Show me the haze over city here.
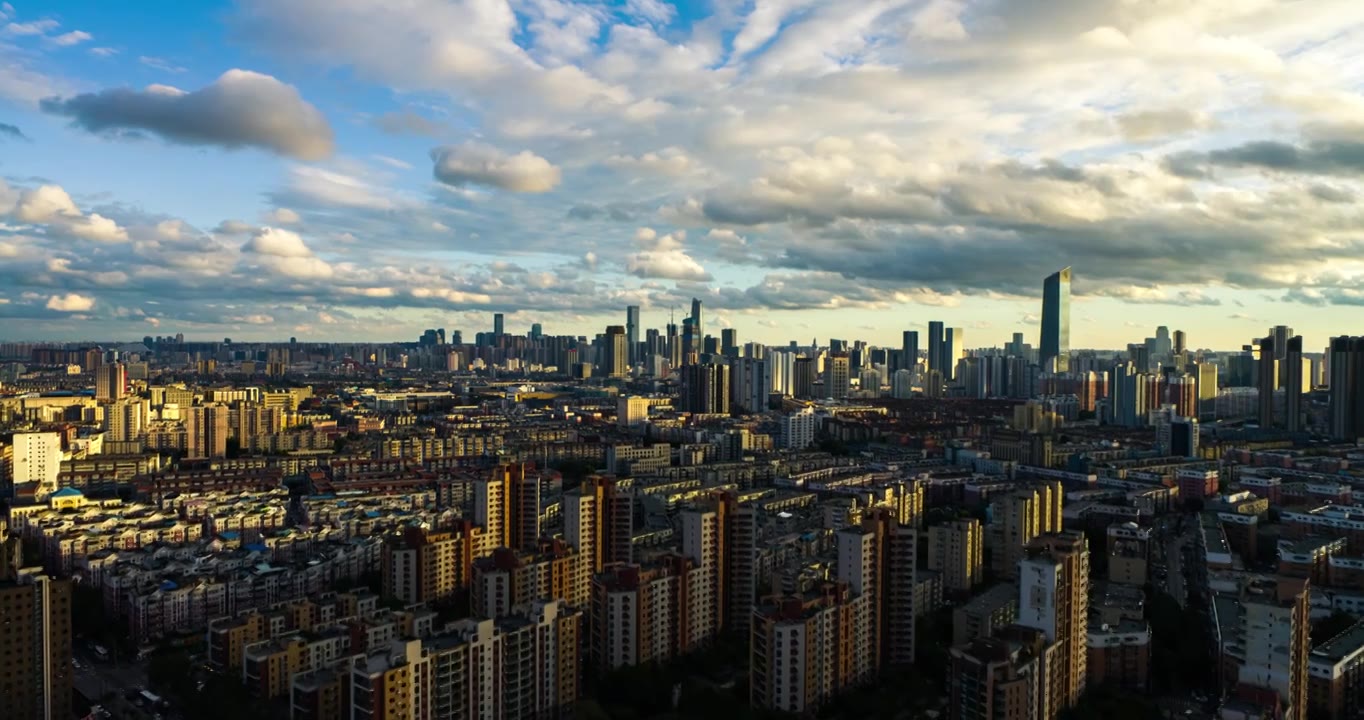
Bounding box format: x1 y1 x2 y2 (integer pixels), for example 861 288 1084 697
1 1 1363 348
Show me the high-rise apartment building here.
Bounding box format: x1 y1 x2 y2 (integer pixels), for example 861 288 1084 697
187 404 230 458
930 519 984 594
95 362 127 402
1223 577 1311 720
681 491 759 633
1017 532 1090 717
750 582 862 715
382 523 481 605
949 629 1054 720
0 569 73 720
13 432 62 497
475 463 541 553
565 475 632 606
679 362 730 413
1329 337 1364 441
827 353 851 399
105 397 149 444
1040 267 1071 373
989 483 1063 580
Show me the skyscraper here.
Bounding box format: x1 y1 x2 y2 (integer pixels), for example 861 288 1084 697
942 328 964 381
1257 336 1277 428
928 321 944 376
690 297 704 345
902 330 920 374
626 305 640 365
493 312 505 336
604 325 628 378
1285 335 1304 432
1329 337 1364 441
793 357 815 399
721 328 738 358
1040 267 1071 373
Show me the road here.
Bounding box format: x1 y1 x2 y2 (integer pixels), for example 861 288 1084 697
1166 532 1188 606
73 648 155 718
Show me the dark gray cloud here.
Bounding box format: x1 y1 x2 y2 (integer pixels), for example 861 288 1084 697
0 123 27 141
1168 140 1364 177
40 69 333 159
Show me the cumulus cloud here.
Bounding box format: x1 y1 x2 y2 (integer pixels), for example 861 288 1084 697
241 227 333 278
625 228 711 281
5 183 129 242
46 293 95 312
265 207 301 224
431 143 561 193
40 69 334 159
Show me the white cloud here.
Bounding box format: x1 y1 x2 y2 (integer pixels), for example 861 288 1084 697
49 30 91 46
625 228 711 280
265 207 301 224
431 143 561 193
7 184 129 242
283 166 396 209
46 293 95 312
243 227 313 257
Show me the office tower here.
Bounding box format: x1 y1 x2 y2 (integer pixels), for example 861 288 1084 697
626 305 640 365
690 297 703 343
1040 267 1071 373
13 432 62 497
1286 336 1304 432
948 629 1051 720
530 322 542 339
493 312 505 336
928 321 945 376
721 328 739 358
827 353 850 399
95 362 127 402
942 328 964 381
187 404 230 458
1173 329 1186 355
0 569 72 720
604 325 628 378
1258 336 1278 427
1017 532 1090 715
989 483 1063 580
565 476 632 605
680 362 731 414
665 322 681 368
929 519 984 594
1329 337 1364 441
902 330 920 374
1272 325 1292 360
793 357 815 399
892 369 914 399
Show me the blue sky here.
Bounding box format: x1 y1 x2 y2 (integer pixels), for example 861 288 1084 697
2 0 1364 351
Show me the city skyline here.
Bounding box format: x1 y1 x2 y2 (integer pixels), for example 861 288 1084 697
2 2 1363 347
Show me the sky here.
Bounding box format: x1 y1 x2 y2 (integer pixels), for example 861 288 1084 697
1 0 1363 351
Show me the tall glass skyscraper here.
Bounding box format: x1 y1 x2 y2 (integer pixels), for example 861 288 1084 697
626 305 640 364
1040 267 1071 372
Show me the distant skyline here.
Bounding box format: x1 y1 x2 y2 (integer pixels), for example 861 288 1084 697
1 1 1363 348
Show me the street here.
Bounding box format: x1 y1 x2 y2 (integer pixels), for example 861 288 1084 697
73 648 156 719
